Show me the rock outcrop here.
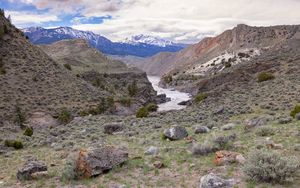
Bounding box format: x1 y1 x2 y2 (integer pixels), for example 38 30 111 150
17 158 48 180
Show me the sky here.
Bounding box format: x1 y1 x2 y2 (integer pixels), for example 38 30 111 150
1 0 300 44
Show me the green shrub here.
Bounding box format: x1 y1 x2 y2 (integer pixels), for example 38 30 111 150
243 149 299 183
255 126 275 136
146 103 158 112
194 93 208 103
58 108 72 124
4 140 24 149
257 72 275 82
14 105 26 129
136 107 149 118
63 64 72 71
119 97 132 107
128 81 138 97
163 75 172 83
290 104 300 118
24 127 33 137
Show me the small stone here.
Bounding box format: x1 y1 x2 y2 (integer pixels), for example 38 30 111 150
153 161 165 169
199 173 235 188
144 146 159 155
221 123 236 131
163 125 188 141
195 126 210 134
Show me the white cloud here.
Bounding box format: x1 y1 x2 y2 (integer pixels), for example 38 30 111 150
10 0 300 43
6 11 60 27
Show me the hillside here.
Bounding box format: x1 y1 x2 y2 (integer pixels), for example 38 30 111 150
136 24 300 77
39 39 159 114
0 11 111 123
23 27 186 57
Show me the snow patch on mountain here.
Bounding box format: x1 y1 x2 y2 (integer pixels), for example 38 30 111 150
123 34 177 47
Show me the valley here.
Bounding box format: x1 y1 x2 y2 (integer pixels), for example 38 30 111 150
0 4 300 188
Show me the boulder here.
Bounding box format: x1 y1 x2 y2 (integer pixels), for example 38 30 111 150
155 94 171 104
75 146 128 178
221 123 236 131
144 146 159 155
17 158 48 180
178 100 190 106
163 126 188 140
195 126 210 134
199 173 235 188
214 150 245 166
103 123 124 134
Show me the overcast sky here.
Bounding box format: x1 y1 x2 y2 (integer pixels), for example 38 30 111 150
1 0 300 43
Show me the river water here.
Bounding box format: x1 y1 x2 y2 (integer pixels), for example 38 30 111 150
147 76 191 111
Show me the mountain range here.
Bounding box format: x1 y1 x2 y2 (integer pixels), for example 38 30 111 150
23 27 187 57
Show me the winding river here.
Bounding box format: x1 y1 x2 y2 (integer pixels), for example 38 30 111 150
148 76 191 111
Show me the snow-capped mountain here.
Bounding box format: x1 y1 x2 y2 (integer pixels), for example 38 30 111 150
23 27 187 57
123 34 179 47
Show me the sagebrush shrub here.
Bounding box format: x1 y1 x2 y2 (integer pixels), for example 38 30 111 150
194 93 208 103
136 107 149 118
243 149 299 183
146 103 158 112
58 108 71 124
290 104 300 118
255 126 275 136
257 71 275 82
24 127 33 137
192 143 218 156
119 97 131 107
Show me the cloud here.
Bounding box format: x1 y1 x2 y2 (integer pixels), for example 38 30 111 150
6 10 60 26
7 0 300 43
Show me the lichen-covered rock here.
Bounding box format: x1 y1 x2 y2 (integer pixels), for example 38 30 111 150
17 158 48 180
163 126 188 140
75 146 128 178
199 173 235 188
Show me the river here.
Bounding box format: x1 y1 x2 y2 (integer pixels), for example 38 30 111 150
147 76 191 111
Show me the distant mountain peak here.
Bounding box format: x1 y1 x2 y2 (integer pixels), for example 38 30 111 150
123 34 176 47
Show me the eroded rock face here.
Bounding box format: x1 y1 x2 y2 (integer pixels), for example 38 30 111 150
75 146 128 178
28 112 59 128
17 158 48 180
199 173 235 188
163 126 188 140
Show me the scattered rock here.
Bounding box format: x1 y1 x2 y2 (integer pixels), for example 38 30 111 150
195 126 210 134
214 150 245 166
75 146 128 178
144 146 159 155
221 123 236 131
155 94 171 104
103 123 124 134
153 161 165 169
17 158 48 180
163 126 188 141
199 173 235 188
244 117 267 129
278 116 293 124
178 100 190 106
213 106 224 115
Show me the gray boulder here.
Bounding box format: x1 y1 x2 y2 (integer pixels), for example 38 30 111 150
17 158 48 180
145 146 159 155
103 123 124 134
195 126 210 134
163 126 188 140
199 173 235 188
221 123 236 131
76 146 128 178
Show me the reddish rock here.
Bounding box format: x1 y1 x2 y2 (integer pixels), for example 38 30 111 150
76 146 128 179
214 150 245 166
